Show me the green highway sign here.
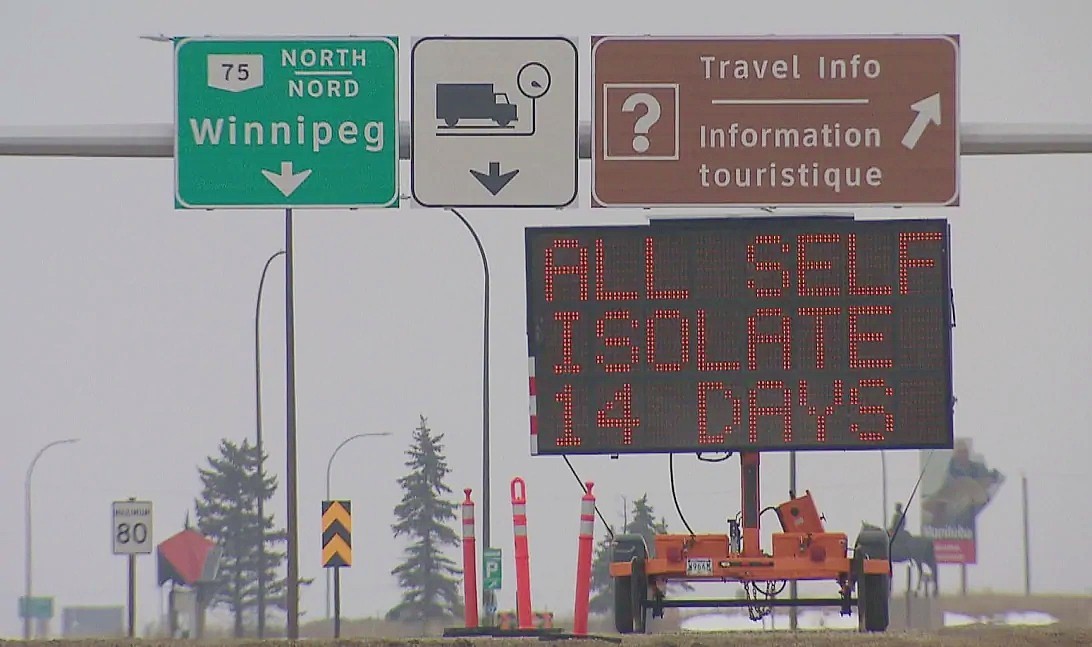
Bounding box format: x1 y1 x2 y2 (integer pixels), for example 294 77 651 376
482 547 502 591
174 37 399 209
18 596 53 620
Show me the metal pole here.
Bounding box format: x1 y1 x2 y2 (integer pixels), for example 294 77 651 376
1022 473 1030 596
788 451 797 631
254 249 284 639
881 451 889 528
23 438 78 640
23 464 32 640
284 208 300 639
334 567 342 638
4 122 1092 157
323 432 390 618
905 563 912 629
128 553 136 638
448 208 492 623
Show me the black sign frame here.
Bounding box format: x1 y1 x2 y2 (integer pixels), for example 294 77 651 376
525 216 954 456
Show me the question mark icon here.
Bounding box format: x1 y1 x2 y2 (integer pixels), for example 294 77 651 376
622 92 662 154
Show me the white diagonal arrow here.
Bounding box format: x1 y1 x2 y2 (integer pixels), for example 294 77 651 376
261 161 312 197
902 93 942 150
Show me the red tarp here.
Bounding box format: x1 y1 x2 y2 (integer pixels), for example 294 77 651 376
157 528 216 586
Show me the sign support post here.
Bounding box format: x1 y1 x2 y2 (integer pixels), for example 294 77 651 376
788 451 798 630
285 207 300 638
334 566 342 638
128 553 136 638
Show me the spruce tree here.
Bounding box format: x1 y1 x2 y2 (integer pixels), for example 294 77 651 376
194 438 286 637
626 495 668 550
387 415 463 631
588 530 617 614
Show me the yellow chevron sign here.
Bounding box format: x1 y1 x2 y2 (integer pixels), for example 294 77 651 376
322 500 352 568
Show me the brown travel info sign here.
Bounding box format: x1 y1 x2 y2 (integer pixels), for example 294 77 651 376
592 36 959 207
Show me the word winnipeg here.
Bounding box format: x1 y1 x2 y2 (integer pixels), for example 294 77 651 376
188 115 385 153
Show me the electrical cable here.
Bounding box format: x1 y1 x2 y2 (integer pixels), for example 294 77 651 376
562 455 614 539
887 450 936 568
696 452 733 463
668 454 696 537
891 450 934 539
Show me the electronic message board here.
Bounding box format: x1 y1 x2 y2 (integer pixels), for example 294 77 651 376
525 217 953 455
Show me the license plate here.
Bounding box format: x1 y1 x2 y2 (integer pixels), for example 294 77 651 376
686 558 714 576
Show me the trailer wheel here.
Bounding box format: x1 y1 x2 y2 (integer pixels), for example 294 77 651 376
853 526 890 632
631 557 648 634
858 573 890 632
613 574 634 633
610 534 650 634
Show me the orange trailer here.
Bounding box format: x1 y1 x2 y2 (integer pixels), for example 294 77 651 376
608 452 892 633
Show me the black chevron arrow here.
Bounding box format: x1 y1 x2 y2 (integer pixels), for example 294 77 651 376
322 521 352 547
470 162 519 196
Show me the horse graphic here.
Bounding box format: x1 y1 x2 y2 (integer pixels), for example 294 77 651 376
860 522 939 598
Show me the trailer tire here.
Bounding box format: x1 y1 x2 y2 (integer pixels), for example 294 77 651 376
611 534 649 634
613 575 634 633
631 557 648 634
859 573 890 632
853 526 890 632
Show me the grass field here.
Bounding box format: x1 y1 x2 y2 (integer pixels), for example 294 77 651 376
3 626 1092 647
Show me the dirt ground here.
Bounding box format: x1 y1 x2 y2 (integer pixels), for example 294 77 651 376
5 627 1092 647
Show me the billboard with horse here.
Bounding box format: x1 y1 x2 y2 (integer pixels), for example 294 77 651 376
919 437 1004 564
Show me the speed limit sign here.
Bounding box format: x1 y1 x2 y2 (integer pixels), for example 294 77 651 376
112 500 153 555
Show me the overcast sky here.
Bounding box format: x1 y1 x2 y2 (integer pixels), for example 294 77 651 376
1 0 1090 637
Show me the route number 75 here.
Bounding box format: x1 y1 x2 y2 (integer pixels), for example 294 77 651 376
206 54 264 93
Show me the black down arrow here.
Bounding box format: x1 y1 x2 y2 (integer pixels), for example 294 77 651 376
470 162 519 195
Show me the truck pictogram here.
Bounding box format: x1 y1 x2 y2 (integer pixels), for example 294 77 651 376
436 83 518 128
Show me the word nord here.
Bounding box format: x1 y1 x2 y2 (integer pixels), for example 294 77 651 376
289 78 359 98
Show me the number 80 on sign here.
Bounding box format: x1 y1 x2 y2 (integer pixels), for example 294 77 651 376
112 500 153 555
